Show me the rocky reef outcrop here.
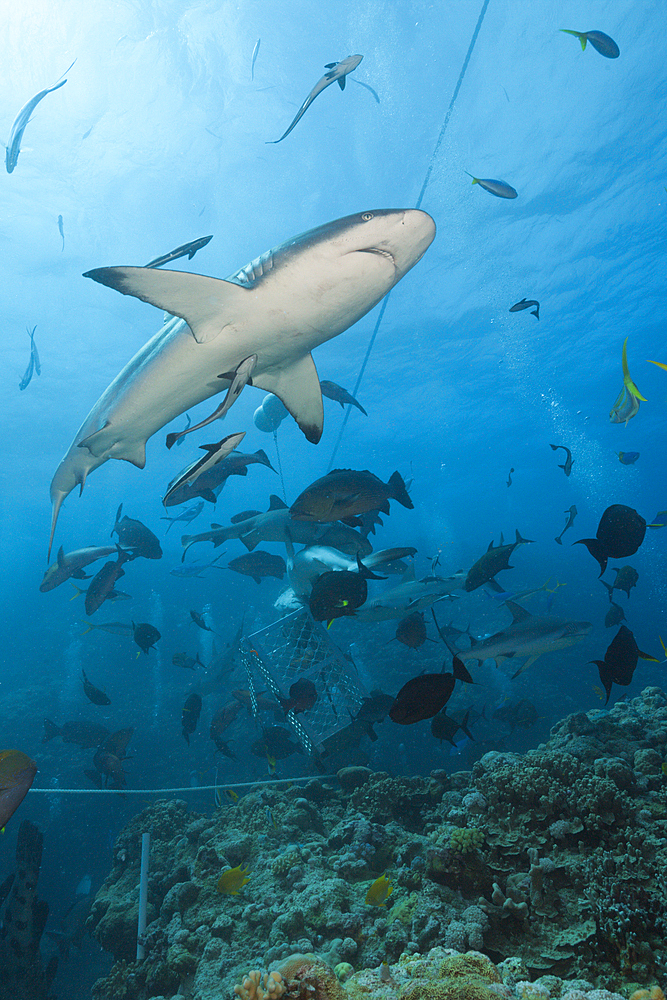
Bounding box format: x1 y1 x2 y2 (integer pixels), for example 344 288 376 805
87 687 667 1000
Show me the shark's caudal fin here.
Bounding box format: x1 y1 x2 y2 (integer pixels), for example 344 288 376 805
253 354 324 444
83 267 250 345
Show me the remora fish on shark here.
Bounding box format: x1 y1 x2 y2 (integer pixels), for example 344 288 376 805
162 432 246 506
145 235 213 269
48 208 435 555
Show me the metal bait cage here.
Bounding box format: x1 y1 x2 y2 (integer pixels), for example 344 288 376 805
240 608 366 760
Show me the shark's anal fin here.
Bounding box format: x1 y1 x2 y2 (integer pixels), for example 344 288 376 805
253 353 324 444
83 267 250 345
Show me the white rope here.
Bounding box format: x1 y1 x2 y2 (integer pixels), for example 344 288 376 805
27 774 339 795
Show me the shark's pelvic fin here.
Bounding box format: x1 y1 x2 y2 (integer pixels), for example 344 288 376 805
253 353 324 444
83 267 250 345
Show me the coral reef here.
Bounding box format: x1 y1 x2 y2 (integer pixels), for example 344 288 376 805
87 688 667 1000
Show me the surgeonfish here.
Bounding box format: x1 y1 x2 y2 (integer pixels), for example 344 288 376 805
464 172 517 199
574 504 662 576
132 621 161 654
610 338 646 425
617 451 640 465
81 670 111 706
560 29 620 59
267 54 363 143
389 673 456 724
591 625 658 704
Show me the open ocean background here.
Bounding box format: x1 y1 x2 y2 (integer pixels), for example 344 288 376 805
1 1 666 996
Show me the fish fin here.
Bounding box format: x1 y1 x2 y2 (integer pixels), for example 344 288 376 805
268 494 288 510
324 62 337 69
337 77 346 90
71 569 90 580
464 171 478 184
388 471 413 509
600 580 614 601
485 577 505 594
515 529 535 544
452 657 474 684
199 490 217 504
511 653 541 679
78 426 147 468
83 267 251 345
637 649 661 662
252 353 324 444
560 29 586 50
56 546 65 567
648 360 667 371
504 600 532 623
621 338 647 401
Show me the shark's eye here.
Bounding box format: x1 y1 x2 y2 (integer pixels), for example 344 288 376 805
361 212 374 221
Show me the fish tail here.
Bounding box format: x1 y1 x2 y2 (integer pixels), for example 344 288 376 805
388 471 413 509
648 359 667 372
560 29 586 50
621 338 647 401
79 622 94 635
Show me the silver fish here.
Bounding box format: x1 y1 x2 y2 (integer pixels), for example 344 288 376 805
267 54 363 143
6 60 75 173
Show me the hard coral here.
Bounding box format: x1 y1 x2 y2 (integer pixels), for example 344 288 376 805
234 970 286 1000
275 954 346 1000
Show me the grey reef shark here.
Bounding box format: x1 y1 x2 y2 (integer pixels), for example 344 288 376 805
48 208 436 555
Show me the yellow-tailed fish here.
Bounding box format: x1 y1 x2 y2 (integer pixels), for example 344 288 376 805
610 338 646 425
659 636 667 660
648 359 667 372
662 762 667 775
226 788 239 804
592 685 605 702
365 873 393 906
217 864 251 895
267 753 277 775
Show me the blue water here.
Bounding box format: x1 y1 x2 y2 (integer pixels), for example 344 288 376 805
1 0 666 995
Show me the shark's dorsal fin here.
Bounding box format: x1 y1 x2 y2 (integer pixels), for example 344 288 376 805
252 353 324 444
487 540 494 551
83 267 251 345
505 600 532 623
268 495 288 510
56 546 65 567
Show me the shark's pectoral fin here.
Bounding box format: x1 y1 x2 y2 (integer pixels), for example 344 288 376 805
79 426 146 469
511 654 541 679
338 77 346 90
253 353 324 444
83 267 250 345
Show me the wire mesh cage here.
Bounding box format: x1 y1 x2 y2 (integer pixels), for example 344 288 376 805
241 609 366 758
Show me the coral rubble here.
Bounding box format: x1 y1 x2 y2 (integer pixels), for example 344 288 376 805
88 688 667 1000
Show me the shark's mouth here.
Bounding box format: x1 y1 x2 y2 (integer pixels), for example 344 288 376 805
360 247 396 264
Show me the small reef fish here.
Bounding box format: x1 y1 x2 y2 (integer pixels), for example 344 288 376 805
267 54 363 143
555 505 578 545
162 432 246 506
560 29 620 59
132 621 161 654
190 609 214 632
279 678 318 716
291 468 413 522
81 670 110 706
464 530 534 592
431 709 473 746
464 172 517 199
550 443 573 476
251 39 260 81
389 673 456 725
319 380 367 415
58 215 65 251
603 565 639 599
112 505 163 560
217 864 250 895
0 750 38 829
509 298 539 320
506 468 514 488
145 236 213 269
617 451 640 465
574 504 657 576
5 60 75 173
172 652 204 671
365 873 393 906
19 326 41 391
181 693 202 744
610 338 646 425
160 501 205 533
591 625 658 704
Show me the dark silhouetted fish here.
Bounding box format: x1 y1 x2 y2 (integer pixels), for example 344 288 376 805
132 621 161 654
251 726 302 759
279 678 318 716
604 600 626 628
291 468 412 522
190 609 214 632
574 504 660 576
172 652 204 671
560 29 619 58
40 543 117 592
267 54 363 143
112 505 162 559
181 693 202 744
309 554 384 622
394 611 428 648
145 235 213 269
509 298 539 320
506 468 514 487
550 443 573 476
617 451 640 465
320 380 367 415
431 709 473 745
42 719 110 748
210 701 243 754
609 565 639 599
85 547 130 615
465 172 517 199
389 673 456 725
227 551 286 584
591 625 658 704
81 670 110 706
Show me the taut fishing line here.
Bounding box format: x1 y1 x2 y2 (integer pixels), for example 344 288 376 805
327 0 491 471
